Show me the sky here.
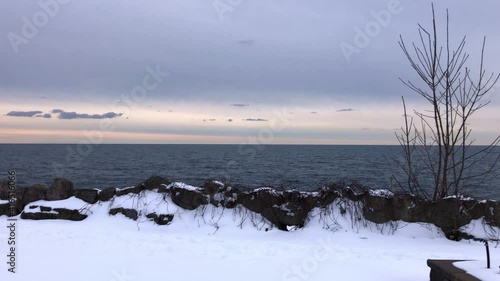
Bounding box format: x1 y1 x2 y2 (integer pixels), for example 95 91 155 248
1 0 499 144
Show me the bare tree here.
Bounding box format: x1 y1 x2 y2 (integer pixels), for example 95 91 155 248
395 4 500 201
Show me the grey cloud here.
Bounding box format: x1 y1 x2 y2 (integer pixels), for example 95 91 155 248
202 119 216 122
231 104 250 107
244 118 268 122
6 111 43 117
35 114 52 119
337 108 355 112
310 111 318 114
1 1 498 110
51 109 64 114
227 119 233 122
55 110 123 120
236 40 254 46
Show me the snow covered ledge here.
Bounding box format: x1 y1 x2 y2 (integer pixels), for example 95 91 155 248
427 259 481 281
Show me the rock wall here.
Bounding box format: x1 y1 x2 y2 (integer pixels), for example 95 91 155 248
1 177 499 240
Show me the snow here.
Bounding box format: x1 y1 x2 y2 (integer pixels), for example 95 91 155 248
368 189 395 198
0 200 9 204
213 192 226 202
460 219 500 241
454 260 500 280
25 197 91 210
1 195 500 280
23 197 93 215
111 190 184 215
115 186 135 191
443 195 475 201
254 187 278 192
213 181 224 186
169 182 202 191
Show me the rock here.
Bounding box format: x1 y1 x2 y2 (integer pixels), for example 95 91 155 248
202 181 223 196
74 189 99 204
170 186 208 210
20 184 47 204
389 194 427 222
238 188 283 214
146 213 174 225
363 194 394 224
142 176 170 190
343 187 365 202
237 188 316 231
462 200 487 221
206 184 240 208
9 185 48 215
430 199 471 231
315 186 340 206
116 176 171 196
53 208 87 221
40 206 52 212
46 178 74 201
484 201 500 227
0 180 10 200
0 203 10 217
224 200 238 209
361 192 478 237
98 188 116 202
157 184 170 193
109 208 138 220
261 203 310 231
21 207 87 221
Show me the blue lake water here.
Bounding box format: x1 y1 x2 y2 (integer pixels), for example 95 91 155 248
1 144 499 199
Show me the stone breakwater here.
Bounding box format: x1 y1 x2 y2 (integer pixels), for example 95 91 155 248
1 176 499 240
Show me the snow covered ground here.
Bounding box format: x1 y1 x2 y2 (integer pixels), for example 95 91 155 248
1 194 500 281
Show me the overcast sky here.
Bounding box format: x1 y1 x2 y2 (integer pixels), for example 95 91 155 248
1 0 499 144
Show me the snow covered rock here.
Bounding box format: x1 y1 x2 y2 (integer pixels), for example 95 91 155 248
170 183 208 210
142 176 171 190
21 205 87 221
201 181 239 208
239 188 283 213
238 189 320 231
261 203 310 231
98 187 116 201
116 176 170 196
201 180 224 196
146 213 174 225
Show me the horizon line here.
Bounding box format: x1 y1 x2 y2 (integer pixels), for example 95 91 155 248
0 143 496 147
